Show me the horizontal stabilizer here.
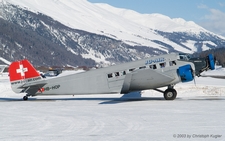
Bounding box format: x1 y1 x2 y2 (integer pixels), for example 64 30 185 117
20 83 47 95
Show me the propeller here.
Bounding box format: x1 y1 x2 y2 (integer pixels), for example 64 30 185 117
190 67 196 86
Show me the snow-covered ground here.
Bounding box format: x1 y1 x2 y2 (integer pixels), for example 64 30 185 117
0 68 225 141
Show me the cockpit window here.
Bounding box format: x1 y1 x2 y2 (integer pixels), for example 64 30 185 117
180 56 184 59
179 53 191 60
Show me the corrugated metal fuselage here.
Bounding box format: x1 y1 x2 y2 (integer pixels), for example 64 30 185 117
32 54 194 96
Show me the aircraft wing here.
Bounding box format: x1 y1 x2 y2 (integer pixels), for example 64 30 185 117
122 69 176 93
156 71 175 81
136 69 175 82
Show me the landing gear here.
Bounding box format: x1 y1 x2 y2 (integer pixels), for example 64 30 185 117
23 96 28 101
163 88 177 100
154 86 177 100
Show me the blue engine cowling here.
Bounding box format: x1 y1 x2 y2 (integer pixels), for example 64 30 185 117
208 54 215 70
177 64 194 82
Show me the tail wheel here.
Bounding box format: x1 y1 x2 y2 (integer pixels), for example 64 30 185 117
23 96 28 101
164 89 177 100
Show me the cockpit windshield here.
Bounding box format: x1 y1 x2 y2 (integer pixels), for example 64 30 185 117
178 53 191 60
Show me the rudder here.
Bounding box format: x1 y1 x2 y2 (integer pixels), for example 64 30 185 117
9 60 42 93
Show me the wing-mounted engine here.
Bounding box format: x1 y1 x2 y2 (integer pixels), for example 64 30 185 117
179 54 215 77
177 64 194 82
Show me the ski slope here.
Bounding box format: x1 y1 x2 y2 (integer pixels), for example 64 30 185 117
0 69 225 140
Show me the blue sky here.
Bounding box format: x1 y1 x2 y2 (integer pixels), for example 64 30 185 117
88 0 225 37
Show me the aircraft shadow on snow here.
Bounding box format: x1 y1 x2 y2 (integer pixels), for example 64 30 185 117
0 97 224 104
1 92 224 104
0 92 167 104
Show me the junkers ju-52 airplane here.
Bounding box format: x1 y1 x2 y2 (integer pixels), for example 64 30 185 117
8 53 215 100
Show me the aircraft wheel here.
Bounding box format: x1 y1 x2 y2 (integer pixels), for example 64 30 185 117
23 96 28 101
164 89 177 100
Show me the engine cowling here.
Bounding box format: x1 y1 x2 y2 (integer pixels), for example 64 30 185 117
177 64 194 82
208 54 215 70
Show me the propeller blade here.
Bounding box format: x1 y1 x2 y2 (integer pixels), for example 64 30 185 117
191 67 196 86
193 76 196 86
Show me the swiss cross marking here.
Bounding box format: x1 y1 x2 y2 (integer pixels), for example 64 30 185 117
16 65 28 77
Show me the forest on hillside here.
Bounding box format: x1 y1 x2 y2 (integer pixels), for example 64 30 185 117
0 18 95 66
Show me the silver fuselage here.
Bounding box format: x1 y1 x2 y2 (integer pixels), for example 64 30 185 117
26 54 194 96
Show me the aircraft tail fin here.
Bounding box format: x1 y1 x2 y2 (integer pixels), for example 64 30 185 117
9 60 42 93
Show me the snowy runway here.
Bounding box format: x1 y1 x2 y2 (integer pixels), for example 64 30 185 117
1 74 225 140
1 95 225 140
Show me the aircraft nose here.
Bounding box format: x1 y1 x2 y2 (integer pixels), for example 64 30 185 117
177 64 194 83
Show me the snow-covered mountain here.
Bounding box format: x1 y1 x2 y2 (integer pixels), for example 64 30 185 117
0 0 225 66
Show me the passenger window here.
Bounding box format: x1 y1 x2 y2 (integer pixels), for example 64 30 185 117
139 66 146 69
115 72 119 76
123 71 126 75
160 62 166 68
108 73 113 78
149 64 157 69
169 61 176 66
172 61 176 65
129 68 135 72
